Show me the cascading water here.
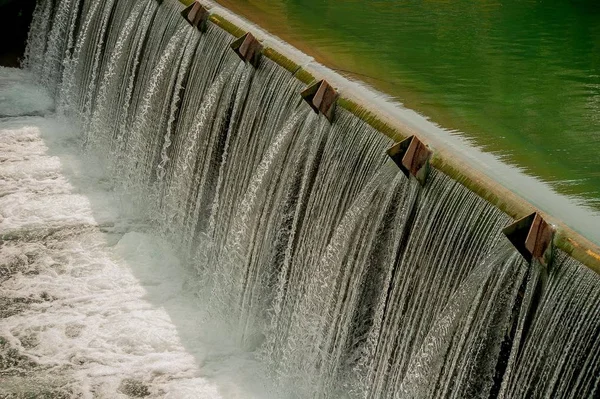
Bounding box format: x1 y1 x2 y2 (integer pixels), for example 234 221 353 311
2 0 600 397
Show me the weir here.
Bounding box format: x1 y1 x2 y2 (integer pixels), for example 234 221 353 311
175 0 600 272
18 0 600 397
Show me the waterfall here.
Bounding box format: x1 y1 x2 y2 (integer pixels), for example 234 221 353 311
22 0 600 397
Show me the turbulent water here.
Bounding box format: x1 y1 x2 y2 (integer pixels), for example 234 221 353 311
1 0 600 397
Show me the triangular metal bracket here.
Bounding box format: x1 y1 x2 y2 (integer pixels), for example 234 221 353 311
300 80 338 123
181 1 209 32
231 32 263 68
387 135 432 185
503 212 554 266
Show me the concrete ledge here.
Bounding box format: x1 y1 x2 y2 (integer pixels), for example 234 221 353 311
176 0 600 274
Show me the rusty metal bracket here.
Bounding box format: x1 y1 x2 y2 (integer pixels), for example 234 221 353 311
231 32 263 68
503 212 554 266
387 135 432 185
181 1 209 32
300 80 338 123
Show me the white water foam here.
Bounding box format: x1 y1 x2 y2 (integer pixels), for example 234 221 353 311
0 67 54 117
0 68 281 398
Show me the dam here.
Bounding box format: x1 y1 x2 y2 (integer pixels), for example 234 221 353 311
1 0 600 397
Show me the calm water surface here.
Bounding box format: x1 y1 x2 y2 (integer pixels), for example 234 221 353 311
218 0 600 209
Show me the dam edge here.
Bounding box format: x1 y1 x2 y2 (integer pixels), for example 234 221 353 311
177 0 600 273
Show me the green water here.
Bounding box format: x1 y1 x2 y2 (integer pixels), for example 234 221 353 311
219 0 600 208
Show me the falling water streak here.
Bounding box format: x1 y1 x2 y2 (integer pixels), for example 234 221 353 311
264 115 331 346
345 174 420 398
204 63 255 239
181 64 253 251
159 49 234 218
41 0 81 95
136 27 199 200
84 0 149 151
155 28 201 185
122 26 188 192
326 179 419 397
285 164 411 396
80 0 118 129
235 118 320 345
396 244 523 398
227 109 307 256
22 0 53 72
123 1 185 131
201 61 310 271
57 0 102 117
209 109 309 324
162 62 240 237
111 2 161 163
498 254 600 398
495 263 542 399
255 112 394 397
58 0 87 109
437 251 526 398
